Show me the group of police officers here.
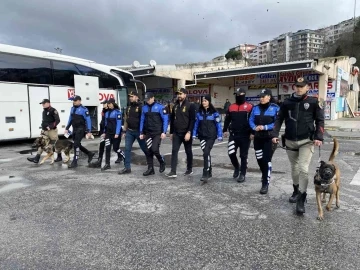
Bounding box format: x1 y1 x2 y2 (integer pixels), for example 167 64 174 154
28 76 324 215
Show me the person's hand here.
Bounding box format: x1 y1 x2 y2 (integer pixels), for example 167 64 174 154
184 133 191 141
218 137 223 142
122 132 126 139
46 127 50 131
314 140 322 147
114 134 119 139
272 137 279 144
139 134 144 140
101 133 106 138
250 134 254 140
224 132 229 138
86 133 92 139
64 130 69 135
170 134 173 141
161 133 166 140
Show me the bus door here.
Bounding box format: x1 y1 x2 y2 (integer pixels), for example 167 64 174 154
74 75 99 132
28 85 49 138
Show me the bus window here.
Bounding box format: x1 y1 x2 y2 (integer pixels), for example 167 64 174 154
116 85 129 110
52 61 81 86
75 64 119 89
0 53 52 84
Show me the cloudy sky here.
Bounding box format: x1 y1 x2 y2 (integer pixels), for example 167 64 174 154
1 0 359 65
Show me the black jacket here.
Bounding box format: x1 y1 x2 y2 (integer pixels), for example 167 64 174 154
170 99 196 135
124 102 142 131
41 107 60 130
272 94 325 141
99 108 108 135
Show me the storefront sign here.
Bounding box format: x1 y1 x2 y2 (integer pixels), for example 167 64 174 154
278 71 313 83
235 73 277 86
279 81 334 95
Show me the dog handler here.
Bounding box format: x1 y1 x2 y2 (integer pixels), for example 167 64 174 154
28 99 61 163
272 77 324 214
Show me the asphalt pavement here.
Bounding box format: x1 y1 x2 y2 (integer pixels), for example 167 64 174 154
1 134 360 269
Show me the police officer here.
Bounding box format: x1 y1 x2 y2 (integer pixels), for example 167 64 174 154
65 95 95 168
89 100 108 168
100 98 124 171
272 77 324 214
249 89 280 194
165 88 196 178
27 99 60 163
223 88 253 182
193 95 223 183
118 91 147 175
139 92 168 176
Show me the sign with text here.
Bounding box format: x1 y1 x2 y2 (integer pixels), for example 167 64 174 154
235 73 277 86
279 81 334 95
67 88 75 99
278 71 314 83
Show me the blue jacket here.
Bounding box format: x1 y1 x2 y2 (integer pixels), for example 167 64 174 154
66 105 92 132
140 102 169 135
104 109 122 135
193 108 222 140
249 103 279 138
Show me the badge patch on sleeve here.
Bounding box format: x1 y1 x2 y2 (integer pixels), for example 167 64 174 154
54 110 58 114
85 111 90 116
318 101 324 109
215 117 220 123
117 114 121 119
163 109 168 114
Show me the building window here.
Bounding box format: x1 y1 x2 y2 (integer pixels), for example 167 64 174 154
0 53 52 84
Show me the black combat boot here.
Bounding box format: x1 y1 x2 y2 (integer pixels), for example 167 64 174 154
238 174 246 183
200 169 209 182
159 161 166 173
87 152 95 163
143 167 155 176
208 167 212 178
296 192 307 214
54 153 62 162
233 167 240 178
118 168 131 175
260 182 269 194
89 158 102 168
68 159 78 169
27 154 41 164
289 184 300 203
101 164 111 171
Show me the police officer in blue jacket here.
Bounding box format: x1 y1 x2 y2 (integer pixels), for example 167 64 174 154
139 92 169 176
193 94 223 183
100 98 125 171
249 89 280 194
65 95 95 168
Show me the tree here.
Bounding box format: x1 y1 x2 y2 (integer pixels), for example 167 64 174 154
225 49 242 60
334 45 343 56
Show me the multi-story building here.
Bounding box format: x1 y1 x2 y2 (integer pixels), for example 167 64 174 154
228 43 257 59
319 17 359 45
270 33 291 63
248 48 258 64
289 29 324 61
257 41 271 64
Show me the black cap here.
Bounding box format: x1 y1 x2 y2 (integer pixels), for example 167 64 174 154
202 94 212 103
295 77 309 87
39 99 50 104
234 88 246 95
259 89 272 97
144 92 154 100
73 95 82 101
107 98 116 104
128 91 139 97
176 88 187 94
100 100 108 104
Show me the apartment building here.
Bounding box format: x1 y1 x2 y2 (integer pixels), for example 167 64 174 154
270 33 291 63
229 44 257 59
319 17 359 45
289 29 324 61
257 41 271 64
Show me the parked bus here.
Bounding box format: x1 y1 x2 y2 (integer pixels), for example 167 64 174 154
0 44 136 141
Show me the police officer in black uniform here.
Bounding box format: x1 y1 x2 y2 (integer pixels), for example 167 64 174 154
165 88 196 178
27 99 61 163
65 95 95 168
89 100 108 168
139 92 169 176
272 77 324 214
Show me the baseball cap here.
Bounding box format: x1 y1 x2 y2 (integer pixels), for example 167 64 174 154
107 98 116 104
176 88 187 94
259 89 272 97
100 100 108 104
234 88 246 95
73 95 82 101
39 99 50 104
128 91 139 97
144 92 154 100
295 77 309 87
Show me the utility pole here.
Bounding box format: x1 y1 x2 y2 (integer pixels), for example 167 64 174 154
54 47 63 54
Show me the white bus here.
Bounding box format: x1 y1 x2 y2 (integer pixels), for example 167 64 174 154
0 44 136 141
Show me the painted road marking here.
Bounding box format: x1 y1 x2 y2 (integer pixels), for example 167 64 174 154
350 167 360 185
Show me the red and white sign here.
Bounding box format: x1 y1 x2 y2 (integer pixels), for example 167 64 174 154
187 88 209 96
99 92 115 101
279 81 334 95
278 71 313 83
67 88 75 99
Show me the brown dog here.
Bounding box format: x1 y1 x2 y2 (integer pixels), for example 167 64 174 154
314 138 340 221
32 135 73 165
